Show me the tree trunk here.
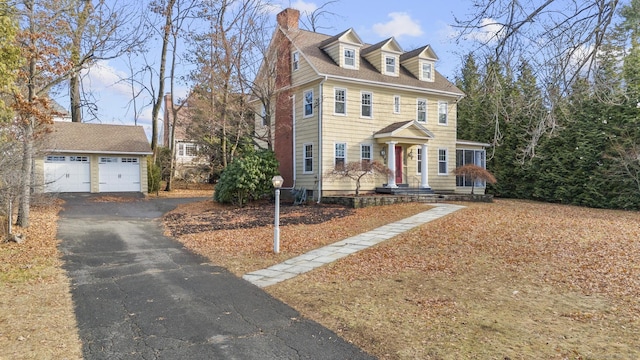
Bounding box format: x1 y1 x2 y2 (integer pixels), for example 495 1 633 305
17 123 33 227
70 71 82 122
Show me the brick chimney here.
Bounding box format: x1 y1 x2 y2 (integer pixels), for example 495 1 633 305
277 8 299 30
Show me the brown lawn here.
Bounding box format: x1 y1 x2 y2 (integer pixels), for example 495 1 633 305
3 192 639 360
166 198 640 360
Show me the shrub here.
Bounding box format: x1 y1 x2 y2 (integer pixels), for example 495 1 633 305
214 150 279 206
147 157 162 194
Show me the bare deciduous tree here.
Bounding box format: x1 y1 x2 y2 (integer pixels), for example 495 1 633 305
325 160 391 196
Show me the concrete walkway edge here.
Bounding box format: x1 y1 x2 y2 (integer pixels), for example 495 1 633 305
243 203 465 288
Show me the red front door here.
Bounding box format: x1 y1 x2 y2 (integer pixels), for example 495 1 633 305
395 146 403 184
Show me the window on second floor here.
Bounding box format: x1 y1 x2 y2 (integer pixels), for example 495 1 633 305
304 89 313 117
417 98 427 122
260 104 268 127
344 48 356 68
438 101 448 125
361 92 372 118
393 95 401 114
335 142 346 169
385 56 396 74
334 88 346 115
304 143 313 173
292 51 299 71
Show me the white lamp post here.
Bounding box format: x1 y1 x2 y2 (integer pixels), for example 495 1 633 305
272 175 284 253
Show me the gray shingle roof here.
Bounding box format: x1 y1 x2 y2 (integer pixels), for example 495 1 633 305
45 122 152 154
288 29 464 96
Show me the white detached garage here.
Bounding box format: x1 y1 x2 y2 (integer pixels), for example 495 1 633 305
38 122 153 194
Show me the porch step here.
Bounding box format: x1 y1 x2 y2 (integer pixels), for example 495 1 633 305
375 186 435 195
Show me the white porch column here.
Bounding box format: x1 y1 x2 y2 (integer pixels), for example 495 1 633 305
420 143 430 188
386 141 398 188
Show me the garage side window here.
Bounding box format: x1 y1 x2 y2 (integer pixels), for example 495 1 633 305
46 156 65 162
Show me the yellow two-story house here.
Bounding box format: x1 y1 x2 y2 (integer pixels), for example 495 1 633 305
255 8 489 201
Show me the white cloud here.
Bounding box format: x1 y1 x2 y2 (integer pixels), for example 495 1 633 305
290 0 317 14
467 18 504 43
82 60 131 97
372 12 423 39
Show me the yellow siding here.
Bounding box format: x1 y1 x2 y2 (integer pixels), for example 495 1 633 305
363 48 383 73
292 49 320 85
140 156 148 194
401 57 420 79
317 79 459 193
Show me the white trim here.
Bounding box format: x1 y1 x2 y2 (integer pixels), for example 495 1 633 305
343 47 357 69
417 98 427 123
334 87 347 115
438 148 448 175
438 100 448 125
360 143 372 163
360 91 373 118
303 89 314 118
393 95 401 114
334 142 347 168
292 51 299 71
303 142 313 174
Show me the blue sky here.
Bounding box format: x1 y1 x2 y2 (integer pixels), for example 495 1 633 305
54 0 480 136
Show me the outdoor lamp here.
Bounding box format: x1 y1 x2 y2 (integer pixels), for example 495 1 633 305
272 175 284 253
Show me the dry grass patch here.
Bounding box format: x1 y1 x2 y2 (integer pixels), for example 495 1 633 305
164 201 432 276
0 201 82 360
268 200 640 359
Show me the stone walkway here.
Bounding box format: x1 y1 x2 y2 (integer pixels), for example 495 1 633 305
243 203 465 288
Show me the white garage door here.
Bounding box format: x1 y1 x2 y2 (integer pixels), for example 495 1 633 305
44 155 91 193
99 157 141 192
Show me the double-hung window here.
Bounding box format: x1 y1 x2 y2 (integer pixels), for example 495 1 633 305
438 101 448 125
335 143 346 169
422 62 433 81
393 95 401 114
344 48 356 68
260 104 268 127
303 143 313 173
361 144 372 165
417 99 427 122
292 51 299 71
304 89 313 117
361 92 372 118
385 56 396 74
438 149 448 175
334 88 346 115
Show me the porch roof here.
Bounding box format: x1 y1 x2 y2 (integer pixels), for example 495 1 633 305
373 120 435 144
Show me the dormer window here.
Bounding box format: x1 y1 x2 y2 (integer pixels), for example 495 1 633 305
344 48 356 68
292 51 299 71
421 62 433 81
385 56 396 75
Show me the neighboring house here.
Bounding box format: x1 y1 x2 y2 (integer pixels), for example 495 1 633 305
51 100 72 122
162 93 208 182
36 122 152 193
254 8 489 200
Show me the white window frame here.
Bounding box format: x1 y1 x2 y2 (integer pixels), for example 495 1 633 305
334 88 346 115
46 155 65 162
344 47 356 68
335 142 346 169
360 144 372 165
292 51 299 71
385 55 396 75
361 91 373 118
421 61 433 81
121 157 139 163
438 101 448 125
303 143 313 174
303 89 314 118
70 156 89 162
438 148 448 175
178 142 197 157
393 95 401 114
456 149 487 187
417 98 427 123
260 104 268 127
416 148 423 174
99 157 117 163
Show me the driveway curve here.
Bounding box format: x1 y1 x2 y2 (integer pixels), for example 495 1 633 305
58 194 374 360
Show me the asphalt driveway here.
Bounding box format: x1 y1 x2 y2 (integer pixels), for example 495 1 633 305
58 194 374 360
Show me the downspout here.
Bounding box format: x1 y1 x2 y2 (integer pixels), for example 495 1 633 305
291 94 296 188
317 76 327 203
